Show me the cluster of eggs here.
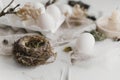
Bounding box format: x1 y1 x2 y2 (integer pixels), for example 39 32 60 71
6 1 74 33
33 3 96 55
24 2 73 33
29 3 96 60
36 3 62 33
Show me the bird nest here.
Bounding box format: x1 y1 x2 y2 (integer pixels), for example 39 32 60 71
13 35 56 66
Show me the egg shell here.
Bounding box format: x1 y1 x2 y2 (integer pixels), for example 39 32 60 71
46 4 61 21
59 4 73 16
75 33 95 54
37 13 55 31
33 2 45 14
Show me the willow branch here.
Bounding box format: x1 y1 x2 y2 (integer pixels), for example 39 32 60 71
0 0 20 17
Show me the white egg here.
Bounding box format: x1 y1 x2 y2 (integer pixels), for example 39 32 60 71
37 13 55 32
59 4 73 16
75 33 95 55
33 2 45 14
46 4 61 21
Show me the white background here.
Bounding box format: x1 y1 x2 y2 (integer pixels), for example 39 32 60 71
1 0 120 80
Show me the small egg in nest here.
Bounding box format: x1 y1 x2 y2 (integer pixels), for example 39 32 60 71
13 35 56 66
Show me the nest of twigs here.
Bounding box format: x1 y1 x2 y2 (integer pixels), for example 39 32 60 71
13 35 56 66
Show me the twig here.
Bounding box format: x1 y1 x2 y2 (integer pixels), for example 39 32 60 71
2 0 14 12
45 0 56 7
0 0 20 17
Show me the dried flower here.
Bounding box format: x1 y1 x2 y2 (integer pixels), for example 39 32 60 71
16 3 41 21
67 4 87 26
72 4 86 18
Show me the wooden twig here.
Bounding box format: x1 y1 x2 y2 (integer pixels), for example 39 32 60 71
2 0 14 12
0 0 20 17
45 0 56 7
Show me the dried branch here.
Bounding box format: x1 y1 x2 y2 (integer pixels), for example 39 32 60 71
0 0 20 17
45 0 57 7
16 3 41 21
2 0 14 12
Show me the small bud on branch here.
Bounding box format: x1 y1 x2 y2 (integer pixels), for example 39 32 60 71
0 0 20 17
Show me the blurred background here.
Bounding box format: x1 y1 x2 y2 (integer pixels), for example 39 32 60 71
1 0 120 16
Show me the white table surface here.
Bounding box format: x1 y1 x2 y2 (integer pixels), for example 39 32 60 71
1 0 120 80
